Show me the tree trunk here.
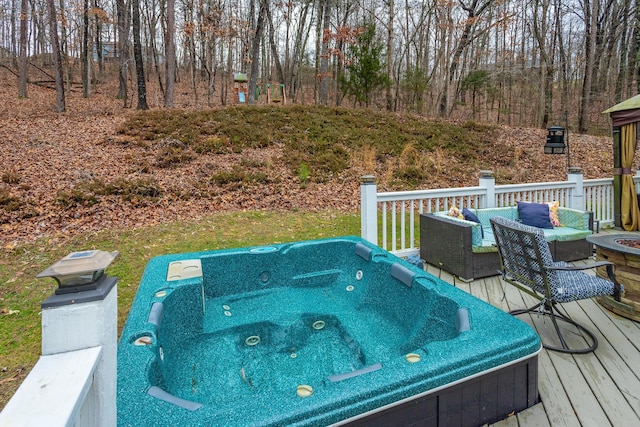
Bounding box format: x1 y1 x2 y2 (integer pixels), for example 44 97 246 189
386 0 394 111
288 0 311 100
116 0 129 105
313 0 322 102
147 1 164 98
579 0 598 132
614 0 629 101
634 0 640 94
222 37 232 105
46 0 65 112
57 0 72 94
248 0 266 105
556 0 569 115
593 0 616 94
265 1 284 84
82 0 90 98
164 0 175 107
132 0 148 109
9 0 17 66
183 0 197 102
438 0 492 117
18 0 28 98
94 0 103 79
334 2 353 107
531 0 554 128
32 1 46 63
318 0 331 105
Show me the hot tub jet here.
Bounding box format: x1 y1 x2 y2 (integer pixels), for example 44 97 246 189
134 336 152 346
245 335 261 346
312 320 326 330
296 385 313 398
405 353 421 363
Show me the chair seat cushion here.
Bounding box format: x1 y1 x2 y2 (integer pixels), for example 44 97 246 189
543 227 592 242
551 261 624 303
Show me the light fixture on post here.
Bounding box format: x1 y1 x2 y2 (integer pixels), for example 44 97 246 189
544 112 571 171
544 126 566 154
37 250 119 295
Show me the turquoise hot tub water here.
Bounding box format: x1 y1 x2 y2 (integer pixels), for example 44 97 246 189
117 237 541 426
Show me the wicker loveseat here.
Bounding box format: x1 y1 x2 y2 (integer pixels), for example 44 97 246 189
419 206 594 281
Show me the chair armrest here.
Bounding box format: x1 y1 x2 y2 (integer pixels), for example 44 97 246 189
557 208 593 230
546 261 614 271
420 213 474 279
546 261 622 301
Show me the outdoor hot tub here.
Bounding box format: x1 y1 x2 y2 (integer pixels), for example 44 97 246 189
117 236 541 426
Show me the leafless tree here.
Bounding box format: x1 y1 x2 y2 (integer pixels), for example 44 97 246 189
438 0 494 117
116 0 130 105
132 0 148 109
17 0 28 98
82 0 90 97
248 0 266 104
46 0 65 112
318 0 331 105
164 0 175 107
531 0 555 128
579 0 599 132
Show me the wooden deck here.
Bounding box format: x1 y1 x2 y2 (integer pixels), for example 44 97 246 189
423 230 640 427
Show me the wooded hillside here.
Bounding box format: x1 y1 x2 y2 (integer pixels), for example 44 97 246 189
0 67 616 247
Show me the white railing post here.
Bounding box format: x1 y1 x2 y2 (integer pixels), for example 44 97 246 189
361 175 378 245
0 260 118 427
479 170 495 208
568 166 585 211
40 274 118 426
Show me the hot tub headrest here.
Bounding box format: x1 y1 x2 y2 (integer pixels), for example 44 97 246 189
391 262 415 288
354 242 373 261
148 302 164 329
456 308 470 333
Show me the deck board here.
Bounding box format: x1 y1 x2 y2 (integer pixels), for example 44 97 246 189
513 402 551 426
573 300 640 405
561 302 640 425
426 228 640 427
534 353 579 427
487 412 519 427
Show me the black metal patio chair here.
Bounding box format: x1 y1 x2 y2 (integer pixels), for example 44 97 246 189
490 216 622 354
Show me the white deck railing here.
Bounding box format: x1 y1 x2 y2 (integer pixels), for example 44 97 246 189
361 169 632 257
0 278 117 427
0 347 103 427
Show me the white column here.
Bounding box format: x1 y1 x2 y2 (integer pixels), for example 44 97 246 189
568 166 584 211
479 170 495 208
360 175 378 245
40 277 118 427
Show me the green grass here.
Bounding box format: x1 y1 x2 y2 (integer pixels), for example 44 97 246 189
0 209 360 409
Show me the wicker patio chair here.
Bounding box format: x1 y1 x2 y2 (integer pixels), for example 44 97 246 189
490 216 622 354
